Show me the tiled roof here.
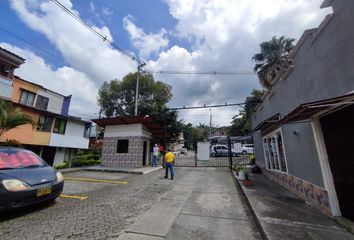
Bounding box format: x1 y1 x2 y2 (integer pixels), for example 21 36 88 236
0 47 25 61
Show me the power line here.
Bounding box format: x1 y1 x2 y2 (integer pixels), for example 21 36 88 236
149 70 255 76
50 0 144 66
0 26 107 83
169 102 245 110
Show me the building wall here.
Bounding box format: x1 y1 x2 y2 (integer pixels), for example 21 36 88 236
53 148 65 166
0 76 12 99
281 122 324 187
0 108 51 145
36 88 64 114
49 120 89 148
11 78 39 103
105 124 151 138
252 1 354 128
101 136 151 168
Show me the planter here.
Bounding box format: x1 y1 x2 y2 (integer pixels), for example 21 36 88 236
243 179 253 187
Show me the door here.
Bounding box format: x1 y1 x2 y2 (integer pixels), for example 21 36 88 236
142 141 147 166
320 104 354 220
41 146 57 166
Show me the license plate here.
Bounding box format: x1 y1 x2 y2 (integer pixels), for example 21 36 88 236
36 187 52 197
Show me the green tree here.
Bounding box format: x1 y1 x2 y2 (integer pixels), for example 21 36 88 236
97 73 183 140
0 99 34 138
229 89 264 136
98 72 172 117
252 36 295 89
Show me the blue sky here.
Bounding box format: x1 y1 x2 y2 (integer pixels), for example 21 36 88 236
0 0 331 126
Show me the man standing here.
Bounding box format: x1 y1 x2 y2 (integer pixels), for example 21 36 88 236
152 144 159 167
164 149 175 180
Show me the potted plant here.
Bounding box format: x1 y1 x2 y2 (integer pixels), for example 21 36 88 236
240 167 253 186
233 164 242 176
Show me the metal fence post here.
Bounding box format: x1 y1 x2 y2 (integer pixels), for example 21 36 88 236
227 136 232 170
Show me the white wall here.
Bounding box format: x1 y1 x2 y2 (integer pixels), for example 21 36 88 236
105 124 146 137
36 89 64 114
53 148 65 165
0 76 12 99
49 120 89 149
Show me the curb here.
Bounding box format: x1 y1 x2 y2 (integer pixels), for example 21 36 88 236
231 170 268 240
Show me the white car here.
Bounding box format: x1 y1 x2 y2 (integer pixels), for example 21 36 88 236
210 144 238 157
241 144 254 155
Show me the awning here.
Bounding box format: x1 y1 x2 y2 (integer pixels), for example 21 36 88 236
282 92 354 123
253 114 281 131
91 115 166 138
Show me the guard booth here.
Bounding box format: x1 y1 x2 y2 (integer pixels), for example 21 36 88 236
92 116 165 168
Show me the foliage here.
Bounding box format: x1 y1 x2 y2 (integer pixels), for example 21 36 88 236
54 162 69 170
252 36 295 89
0 139 22 147
71 149 101 167
249 154 256 165
97 72 172 117
229 89 264 136
239 166 251 180
182 123 209 149
0 99 35 137
155 107 184 141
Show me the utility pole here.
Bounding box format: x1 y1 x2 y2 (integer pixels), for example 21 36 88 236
209 108 212 138
134 63 146 116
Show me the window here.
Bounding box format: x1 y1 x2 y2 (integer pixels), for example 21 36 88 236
83 123 91 138
262 129 287 173
53 118 67 134
35 95 49 111
19 90 35 106
37 115 53 132
117 140 129 153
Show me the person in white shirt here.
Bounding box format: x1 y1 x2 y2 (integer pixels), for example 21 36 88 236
152 144 159 167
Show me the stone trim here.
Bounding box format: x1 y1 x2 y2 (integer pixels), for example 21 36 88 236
259 164 331 216
101 136 151 168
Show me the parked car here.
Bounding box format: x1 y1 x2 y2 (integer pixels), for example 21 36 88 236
210 144 238 157
0 147 64 210
172 148 188 156
241 144 254 155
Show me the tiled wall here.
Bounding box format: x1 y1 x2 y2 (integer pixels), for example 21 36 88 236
102 136 150 168
258 162 331 216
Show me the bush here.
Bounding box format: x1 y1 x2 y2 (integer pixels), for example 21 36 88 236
71 149 102 167
72 159 101 167
0 139 22 147
55 162 69 170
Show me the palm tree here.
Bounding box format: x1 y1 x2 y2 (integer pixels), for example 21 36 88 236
0 99 35 138
252 36 295 89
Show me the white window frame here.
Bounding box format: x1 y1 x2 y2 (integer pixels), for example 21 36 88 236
262 128 288 173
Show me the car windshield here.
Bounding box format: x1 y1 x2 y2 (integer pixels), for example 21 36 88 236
0 149 46 170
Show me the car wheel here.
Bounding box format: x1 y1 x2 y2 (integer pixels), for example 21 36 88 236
242 150 247 155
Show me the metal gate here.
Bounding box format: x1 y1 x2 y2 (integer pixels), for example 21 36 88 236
173 152 250 167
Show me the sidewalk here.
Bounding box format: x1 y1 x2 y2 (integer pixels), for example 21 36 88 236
237 173 354 240
59 165 162 175
117 168 261 240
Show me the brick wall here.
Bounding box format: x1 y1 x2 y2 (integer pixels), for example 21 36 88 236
101 136 151 168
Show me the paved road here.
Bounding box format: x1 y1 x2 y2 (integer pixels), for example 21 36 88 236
0 168 260 240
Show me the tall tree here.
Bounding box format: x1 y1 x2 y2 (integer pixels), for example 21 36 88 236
97 73 183 140
0 99 34 138
229 89 264 136
98 72 172 117
253 36 295 89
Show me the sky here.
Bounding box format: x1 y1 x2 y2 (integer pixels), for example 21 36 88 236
0 0 331 127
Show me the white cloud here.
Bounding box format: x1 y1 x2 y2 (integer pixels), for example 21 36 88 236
102 6 113 16
7 0 332 127
123 15 169 58
145 0 332 126
8 0 138 119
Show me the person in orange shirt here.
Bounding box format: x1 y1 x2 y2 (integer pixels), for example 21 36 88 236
164 149 175 180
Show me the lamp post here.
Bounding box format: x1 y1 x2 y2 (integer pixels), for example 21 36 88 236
134 63 146 116
209 108 212 138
